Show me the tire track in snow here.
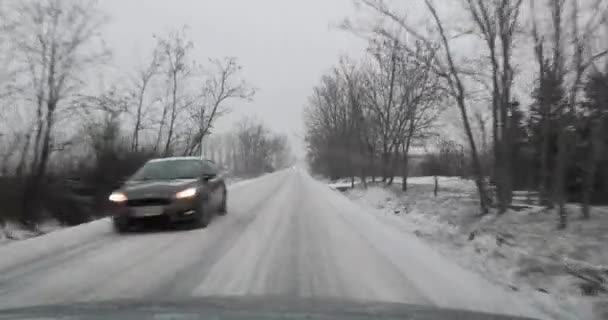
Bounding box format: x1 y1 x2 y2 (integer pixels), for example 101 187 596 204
144 172 291 297
189 172 299 296
0 231 193 308
0 235 123 294
0 172 289 308
0 220 114 272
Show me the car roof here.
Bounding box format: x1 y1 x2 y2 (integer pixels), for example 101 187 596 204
148 157 214 163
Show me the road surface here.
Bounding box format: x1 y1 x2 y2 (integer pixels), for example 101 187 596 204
0 169 548 318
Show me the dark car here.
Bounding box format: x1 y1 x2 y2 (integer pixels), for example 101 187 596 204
108 157 227 232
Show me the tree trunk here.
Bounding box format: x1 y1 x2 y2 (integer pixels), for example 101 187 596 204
349 139 357 189
163 109 177 156
31 105 45 173
581 122 602 219
359 138 368 189
402 154 409 192
163 72 179 157
424 1 489 214
131 85 147 152
381 147 389 183
495 102 512 214
402 136 413 192
35 104 55 180
457 96 490 214
387 145 399 186
15 132 32 176
498 22 515 214
491 63 502 213
554 129 569 229
532 19 552 208
370 148 376 183
23 102 56 224
387 153 395 185
154 103 169 152
539 101 552 207
232 147 238 173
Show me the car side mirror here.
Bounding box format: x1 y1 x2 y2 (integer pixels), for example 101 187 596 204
201 173 216 182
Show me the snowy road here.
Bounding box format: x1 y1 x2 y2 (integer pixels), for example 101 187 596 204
0 169 550 319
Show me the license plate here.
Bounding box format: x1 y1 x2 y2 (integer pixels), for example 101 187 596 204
132 206 164 217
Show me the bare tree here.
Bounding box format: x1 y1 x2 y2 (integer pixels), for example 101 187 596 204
305 38 443 189
339 57 371 187
305 68 357 180
74 88 129 157
580 70 607 219
349 0 491 214
155 28 194 157
362 38 400 183
8 0 108 223
397 42 444 191
547 0 607 228
233 117 291 176
529 0 555 207
184 57 254 156
464 0 524 213
130 46 161 151
422 0 491 214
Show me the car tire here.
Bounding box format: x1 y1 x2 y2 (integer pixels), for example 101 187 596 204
217 187 227 216
194 200 210 229
112 217 131 233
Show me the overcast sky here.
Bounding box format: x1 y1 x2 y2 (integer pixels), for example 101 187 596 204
98 0 367 156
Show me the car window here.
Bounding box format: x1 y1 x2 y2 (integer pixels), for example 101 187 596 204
130 160 204 181
202 160 218 176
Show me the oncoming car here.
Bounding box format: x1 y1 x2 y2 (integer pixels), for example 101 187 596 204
108 157 227 232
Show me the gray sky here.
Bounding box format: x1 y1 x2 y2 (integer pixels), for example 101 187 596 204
99 0 367 156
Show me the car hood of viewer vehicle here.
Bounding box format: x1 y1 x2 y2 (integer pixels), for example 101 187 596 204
0 296 539 320
121 179 199 199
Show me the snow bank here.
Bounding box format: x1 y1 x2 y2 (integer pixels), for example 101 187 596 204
0 220 63 247
344 177 606 320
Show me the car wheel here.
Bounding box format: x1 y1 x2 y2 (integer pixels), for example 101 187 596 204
112 217 131 233
194 200 210 228
218 187 227 216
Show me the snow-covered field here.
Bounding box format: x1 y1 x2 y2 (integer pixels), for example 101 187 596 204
0 169 567 320
1 170 604 319
344 176 608 320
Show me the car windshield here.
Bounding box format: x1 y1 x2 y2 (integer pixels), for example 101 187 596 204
130 160 205 181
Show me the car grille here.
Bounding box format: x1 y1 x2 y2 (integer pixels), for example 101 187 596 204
126 198 171 207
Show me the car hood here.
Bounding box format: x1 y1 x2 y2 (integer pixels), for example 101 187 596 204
0 296 538 320
121 179 198 199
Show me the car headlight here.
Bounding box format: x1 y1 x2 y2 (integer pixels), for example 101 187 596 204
109 192 128 203
175 187 197 199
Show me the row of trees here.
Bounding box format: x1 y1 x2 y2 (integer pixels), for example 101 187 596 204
201 118 294 178
306 0 608 228
305 40 445 191
0 0 262 226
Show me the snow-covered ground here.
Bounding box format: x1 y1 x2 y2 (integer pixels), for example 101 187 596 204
1 170 603 319
0 176 260 247
0 220 62 246
0 168 568 320
344 176 607 320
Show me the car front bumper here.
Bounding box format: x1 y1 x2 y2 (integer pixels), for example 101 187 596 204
111 197 200 224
